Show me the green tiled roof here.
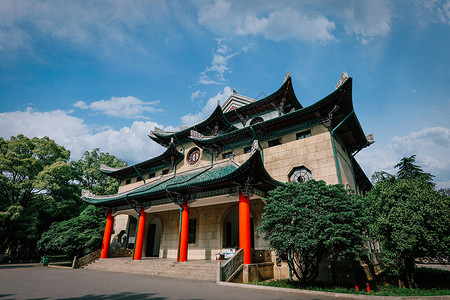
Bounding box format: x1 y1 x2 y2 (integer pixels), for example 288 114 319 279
81 150 284 207
82 160 240 205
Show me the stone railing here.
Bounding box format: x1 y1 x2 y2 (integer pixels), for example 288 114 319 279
219 248 243 282
72 249 101 269
72 248 133 269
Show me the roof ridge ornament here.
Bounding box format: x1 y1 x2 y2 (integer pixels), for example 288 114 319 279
211 124 221 136
284 71 291 82
190 130 204 139
82 189 96 199
153 127 165 134
250 140 259 155
100 164 121 172
335 72 348 90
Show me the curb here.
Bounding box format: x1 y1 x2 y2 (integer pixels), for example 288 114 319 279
216 281 450 300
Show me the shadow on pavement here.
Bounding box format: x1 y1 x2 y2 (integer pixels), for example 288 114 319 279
0 295 16 299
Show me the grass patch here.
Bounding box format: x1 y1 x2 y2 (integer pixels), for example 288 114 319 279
251 280 450 296
250 267 450 297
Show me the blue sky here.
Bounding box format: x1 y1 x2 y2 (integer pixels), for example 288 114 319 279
0 0 449 188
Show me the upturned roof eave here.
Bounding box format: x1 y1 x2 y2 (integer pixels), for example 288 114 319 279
82 150 283 207
99 143 184 178
224 76 302 123
188 77 369 151
150 105 237 147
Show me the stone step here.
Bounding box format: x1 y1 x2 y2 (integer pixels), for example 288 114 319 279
83 258 218 281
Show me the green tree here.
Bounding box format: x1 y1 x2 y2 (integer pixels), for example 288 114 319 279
366 157 450 288
73 148 127 195
37 148 127 257
260 180 367 284
395 155 433 182
37 205 106 258
0 135 80 257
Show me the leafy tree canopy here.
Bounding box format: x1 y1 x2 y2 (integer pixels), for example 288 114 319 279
37 205 106 258
395 155 433 182
366 156 450 288
260 180 367 284
0 135 127 258
73 148 127 196
0 135 79 256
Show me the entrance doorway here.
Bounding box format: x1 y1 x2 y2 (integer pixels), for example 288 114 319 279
145 217 162 257
222 208 254 249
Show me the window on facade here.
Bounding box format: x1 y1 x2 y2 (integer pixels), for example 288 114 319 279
268 138 282 147
222 152 234 159
289 167 312 183
243 146 252 153
162 169 169 175
188 218 197 244
136 177 142 182
148 172 155 179
296 130 312 140
125 179 131 185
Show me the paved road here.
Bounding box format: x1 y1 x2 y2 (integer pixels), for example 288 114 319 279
0 264 350 300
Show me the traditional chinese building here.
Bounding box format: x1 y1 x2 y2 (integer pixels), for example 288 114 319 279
81 72 372 279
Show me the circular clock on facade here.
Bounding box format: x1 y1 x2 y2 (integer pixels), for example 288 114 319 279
188 148 200 165
289 167 312 183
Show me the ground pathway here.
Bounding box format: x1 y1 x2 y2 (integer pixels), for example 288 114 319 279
0 263 348 300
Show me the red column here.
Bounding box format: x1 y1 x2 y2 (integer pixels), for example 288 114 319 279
178 202 190 262
133 208 147 260
239 191 252 264
100 208 114 259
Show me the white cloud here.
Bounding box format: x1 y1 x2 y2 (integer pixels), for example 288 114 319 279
181 86 232 125
0 1 176 58
75 96 162 119
190 90 206 102
421 0 450 24
341 1 392 43
199 39 238 85
198 1 335 43
391 127 450 150
236 8 335 42
357 127 450 188
74 101 88 109
197 1 394 44
0 108 167 163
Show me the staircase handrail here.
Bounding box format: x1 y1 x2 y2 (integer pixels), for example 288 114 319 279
220 248 243 282
72 248 133 269
72 249 101 269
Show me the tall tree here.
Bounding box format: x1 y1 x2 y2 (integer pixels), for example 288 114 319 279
0 135 79 257
395 155 433 182
73 148 127 195
366 157 450 288
37 148 128 257
260 180 367 284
